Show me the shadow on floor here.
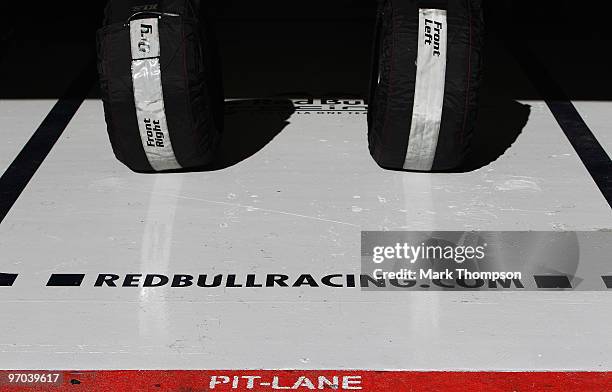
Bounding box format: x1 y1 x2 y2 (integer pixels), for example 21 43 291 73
206 99 296 170
461 96 531 172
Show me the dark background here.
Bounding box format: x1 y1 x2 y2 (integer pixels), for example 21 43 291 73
0 1 609 99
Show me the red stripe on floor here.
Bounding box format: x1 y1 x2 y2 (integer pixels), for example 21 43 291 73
1 371 611 391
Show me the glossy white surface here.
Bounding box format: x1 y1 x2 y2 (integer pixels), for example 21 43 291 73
573 101 612 155
0 99 611 370
0 100 57 173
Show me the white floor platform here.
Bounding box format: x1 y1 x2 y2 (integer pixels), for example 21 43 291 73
0 97 611 371
573 101 612 154
0 100 57 174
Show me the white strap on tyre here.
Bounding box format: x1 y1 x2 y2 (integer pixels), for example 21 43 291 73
130 18 182 171
403 8 448 171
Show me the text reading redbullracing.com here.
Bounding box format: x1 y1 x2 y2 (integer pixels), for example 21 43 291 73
360 231 612 291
